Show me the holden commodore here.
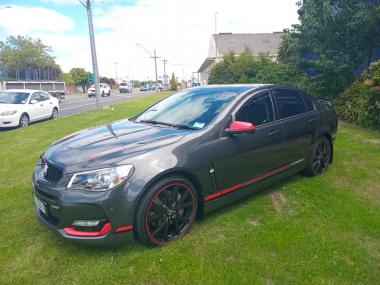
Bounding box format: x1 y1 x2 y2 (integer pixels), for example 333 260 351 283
32 84 338 246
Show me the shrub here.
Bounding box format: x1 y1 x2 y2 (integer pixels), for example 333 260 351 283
335 61 380 130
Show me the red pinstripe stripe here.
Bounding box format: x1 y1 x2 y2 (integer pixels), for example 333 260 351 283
204 163 293 202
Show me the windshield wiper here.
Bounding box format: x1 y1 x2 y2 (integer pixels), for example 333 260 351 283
139 120 197 130
170 123 198 130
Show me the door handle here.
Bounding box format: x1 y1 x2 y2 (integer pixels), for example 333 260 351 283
40 104 43 106
308 118 316 124
268 130 280 137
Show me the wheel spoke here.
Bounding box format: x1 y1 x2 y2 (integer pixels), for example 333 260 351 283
175 191 189 209
152 219 168 237
179 201 193 209
148 214 161 223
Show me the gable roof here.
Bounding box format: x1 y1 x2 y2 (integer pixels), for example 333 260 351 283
212 32 284 57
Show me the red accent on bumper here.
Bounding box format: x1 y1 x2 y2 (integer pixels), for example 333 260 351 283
115 225 134 233
204 163 293 202
64 222 112 237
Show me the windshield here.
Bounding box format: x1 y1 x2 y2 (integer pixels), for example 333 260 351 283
135 89 239 129
0 92 30 104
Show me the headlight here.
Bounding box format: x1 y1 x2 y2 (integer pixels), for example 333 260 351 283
0 110 17 116
67 165 134 191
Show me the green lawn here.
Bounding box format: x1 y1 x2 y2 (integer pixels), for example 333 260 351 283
1 93 379 284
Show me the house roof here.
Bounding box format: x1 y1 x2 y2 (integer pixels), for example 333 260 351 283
197 57 216 73
213 32 284 56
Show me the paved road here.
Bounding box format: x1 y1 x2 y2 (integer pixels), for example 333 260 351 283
59 90 153 117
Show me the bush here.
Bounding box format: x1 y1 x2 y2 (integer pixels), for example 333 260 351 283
335 61 380 130
208 50 307 88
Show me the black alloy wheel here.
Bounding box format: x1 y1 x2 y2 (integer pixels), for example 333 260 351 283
305 137 332 176
135 177 197 246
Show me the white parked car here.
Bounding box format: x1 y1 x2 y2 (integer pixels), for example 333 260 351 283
119 82 133 93
0 89 59 128
87 83 111 97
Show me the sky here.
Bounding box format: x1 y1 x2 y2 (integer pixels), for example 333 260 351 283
0 0 300 82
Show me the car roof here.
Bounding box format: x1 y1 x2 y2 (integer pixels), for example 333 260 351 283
189 84 270 94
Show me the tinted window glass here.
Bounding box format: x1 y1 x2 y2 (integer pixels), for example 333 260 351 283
274 89 307 119
302 93 315 111
30 93 41 102
135 89 239 129
236 92 274 126
40 92 50 101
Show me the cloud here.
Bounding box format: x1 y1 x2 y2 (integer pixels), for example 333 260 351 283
0 0 299 81
0 6 75 34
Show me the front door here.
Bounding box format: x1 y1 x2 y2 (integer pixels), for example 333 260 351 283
28 92 45 121
213 90 284 193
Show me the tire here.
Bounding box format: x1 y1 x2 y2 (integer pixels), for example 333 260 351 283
108 90 111 96
304 137 332 177
50 108 58 120
19 113 29 128
135 176 198 246
102 91 105 97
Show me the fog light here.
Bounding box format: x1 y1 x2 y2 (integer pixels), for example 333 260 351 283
72 220 100 227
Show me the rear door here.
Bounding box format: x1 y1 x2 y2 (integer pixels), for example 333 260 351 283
272 88 318 165
213 90 284 191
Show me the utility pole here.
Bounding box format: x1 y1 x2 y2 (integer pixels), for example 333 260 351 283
79 0 102 109
162 59 168 77
151 50 160 86
113 62 118 84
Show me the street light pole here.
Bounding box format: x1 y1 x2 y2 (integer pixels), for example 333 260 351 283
113 62 118 83
79 0 102 109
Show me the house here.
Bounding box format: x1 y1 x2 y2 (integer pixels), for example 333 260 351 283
198 32 284 85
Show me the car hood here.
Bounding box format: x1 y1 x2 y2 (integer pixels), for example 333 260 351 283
0 103 25 111
43 119 188 172
88 88 95 92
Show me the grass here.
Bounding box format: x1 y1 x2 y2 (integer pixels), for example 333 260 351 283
1 92 380 284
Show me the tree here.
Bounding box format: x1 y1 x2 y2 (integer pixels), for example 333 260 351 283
208 50 306 88
170 72 177 91
100 76 110 84
69 68 87 92
63 72 74 86
278 0 380 98
0 35 62 81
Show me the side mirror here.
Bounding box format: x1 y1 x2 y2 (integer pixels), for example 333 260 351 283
30 99 38 104
226 121 256 135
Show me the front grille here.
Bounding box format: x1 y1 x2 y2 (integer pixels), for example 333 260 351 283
41 159 63 182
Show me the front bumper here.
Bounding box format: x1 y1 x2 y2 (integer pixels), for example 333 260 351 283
32 165 136 246
0 113 20 128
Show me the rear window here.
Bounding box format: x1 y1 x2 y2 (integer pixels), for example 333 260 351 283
273 89 307 119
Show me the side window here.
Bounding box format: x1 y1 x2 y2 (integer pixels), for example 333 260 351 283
236 91 274 126
39 92 50 101
302 93 315 112
30 93 41 102
273 89 307 119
